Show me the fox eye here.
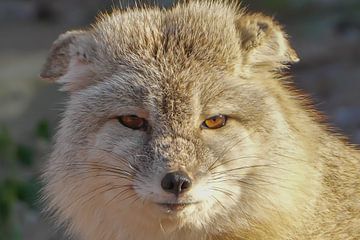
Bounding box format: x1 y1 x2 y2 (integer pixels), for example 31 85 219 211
201 114 227 129
118 115 147 130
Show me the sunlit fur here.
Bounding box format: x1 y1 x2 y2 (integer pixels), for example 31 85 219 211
41 1 360 240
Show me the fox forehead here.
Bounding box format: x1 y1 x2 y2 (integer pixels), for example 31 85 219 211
91 2 242 74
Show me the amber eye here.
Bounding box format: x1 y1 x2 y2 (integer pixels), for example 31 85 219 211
201 114 227 129
117 115 147 130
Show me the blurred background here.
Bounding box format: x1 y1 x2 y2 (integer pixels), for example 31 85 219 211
0 0 359 239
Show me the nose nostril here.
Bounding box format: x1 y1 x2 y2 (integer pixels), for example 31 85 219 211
181 179 191 190
161 171 192 195
162 178 174 191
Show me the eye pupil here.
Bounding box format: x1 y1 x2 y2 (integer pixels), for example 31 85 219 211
202 114 227 129
118 115 147 130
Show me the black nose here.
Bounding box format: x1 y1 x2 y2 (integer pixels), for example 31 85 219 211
161 171 192 195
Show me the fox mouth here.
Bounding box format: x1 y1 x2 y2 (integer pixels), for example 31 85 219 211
157 202 200 211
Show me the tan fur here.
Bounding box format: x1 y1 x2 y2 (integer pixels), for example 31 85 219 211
41 2 360 240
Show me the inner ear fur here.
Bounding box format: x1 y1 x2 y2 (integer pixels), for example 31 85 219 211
40 30 96 92
235 13 299 68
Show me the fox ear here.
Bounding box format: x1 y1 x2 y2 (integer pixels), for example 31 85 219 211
40 30 96 92
235 13 299 69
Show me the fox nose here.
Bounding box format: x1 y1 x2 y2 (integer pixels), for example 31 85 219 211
161 171 192 195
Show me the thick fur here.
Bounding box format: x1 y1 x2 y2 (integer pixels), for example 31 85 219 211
41 1 360 240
